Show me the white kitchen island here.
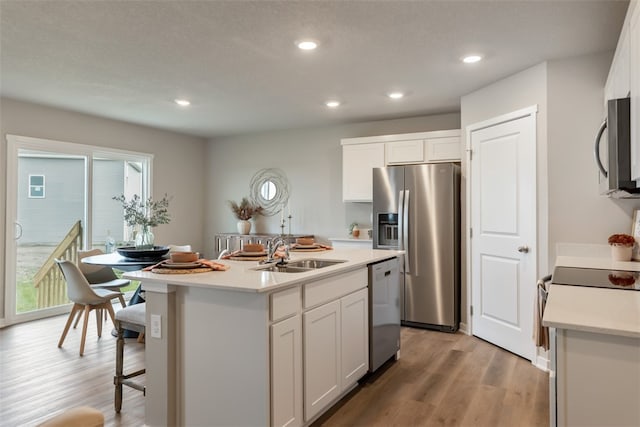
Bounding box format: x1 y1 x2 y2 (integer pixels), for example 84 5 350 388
124 248 401 427
543 256 640 427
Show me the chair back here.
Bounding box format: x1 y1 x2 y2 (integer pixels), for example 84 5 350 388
55 259 109 305
78 249 118 283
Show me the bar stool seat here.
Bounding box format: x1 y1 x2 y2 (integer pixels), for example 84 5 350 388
114 303 146 413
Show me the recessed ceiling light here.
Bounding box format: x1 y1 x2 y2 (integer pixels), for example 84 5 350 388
174 99 191 106
297 40 318 50
325 100 341 108
388 92 404 99
462 55 482 64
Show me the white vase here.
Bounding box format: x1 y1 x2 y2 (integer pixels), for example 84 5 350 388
237 220 251 235
611 244 632 261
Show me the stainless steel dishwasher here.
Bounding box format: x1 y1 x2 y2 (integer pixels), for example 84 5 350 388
368 257 401 372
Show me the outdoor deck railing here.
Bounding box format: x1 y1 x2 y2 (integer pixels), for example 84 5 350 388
33 221 83 309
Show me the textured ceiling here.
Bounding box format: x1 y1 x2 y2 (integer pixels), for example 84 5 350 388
0 0 630 138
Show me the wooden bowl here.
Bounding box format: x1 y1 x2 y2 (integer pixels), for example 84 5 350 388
243 243 264 253
170 251 199 263
296 237 315 246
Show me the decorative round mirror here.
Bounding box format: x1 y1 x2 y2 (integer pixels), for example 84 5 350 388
250 168 290 216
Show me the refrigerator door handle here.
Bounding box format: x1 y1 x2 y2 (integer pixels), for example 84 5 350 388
398 190 405 252
403 190 410 274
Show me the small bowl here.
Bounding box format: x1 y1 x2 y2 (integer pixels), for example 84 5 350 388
296 237 315 246
170 251 199 263
244 243 264 253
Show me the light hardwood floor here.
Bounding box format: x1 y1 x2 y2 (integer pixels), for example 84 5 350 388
0 314 548 426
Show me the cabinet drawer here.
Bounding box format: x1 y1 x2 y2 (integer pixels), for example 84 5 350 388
271 286 301 322
304 269 367 309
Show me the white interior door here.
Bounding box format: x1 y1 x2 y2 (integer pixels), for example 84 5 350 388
469 109 537 361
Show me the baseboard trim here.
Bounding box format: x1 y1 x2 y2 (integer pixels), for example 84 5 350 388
459 322 469 335
533 353 550 372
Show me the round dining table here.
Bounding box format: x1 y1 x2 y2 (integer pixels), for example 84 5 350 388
81 252 167 337
80 251 167 272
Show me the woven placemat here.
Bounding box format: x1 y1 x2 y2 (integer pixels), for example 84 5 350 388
151 267 214 274
289 247 329 252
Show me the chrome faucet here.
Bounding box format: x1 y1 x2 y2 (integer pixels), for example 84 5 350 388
263 237 289 264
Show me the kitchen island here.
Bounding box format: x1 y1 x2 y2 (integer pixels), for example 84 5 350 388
543 256 640 427
124 248 402 427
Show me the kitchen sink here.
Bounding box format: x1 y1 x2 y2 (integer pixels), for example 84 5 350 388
252 264 312 273
286 259 347 269
252 259 347 273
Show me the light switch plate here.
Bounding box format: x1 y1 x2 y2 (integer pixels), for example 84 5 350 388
150 314 161 338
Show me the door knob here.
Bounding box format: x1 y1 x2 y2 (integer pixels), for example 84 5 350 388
517 245 529 253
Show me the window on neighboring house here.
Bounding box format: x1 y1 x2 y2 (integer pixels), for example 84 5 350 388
28 174 45 198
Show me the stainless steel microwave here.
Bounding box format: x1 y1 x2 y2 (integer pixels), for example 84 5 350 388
594 97 638 198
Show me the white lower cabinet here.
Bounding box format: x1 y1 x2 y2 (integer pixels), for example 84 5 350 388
340 288 369 390
271 315 303 427
270 268 370 426
303 287 369 422
303 300 342 421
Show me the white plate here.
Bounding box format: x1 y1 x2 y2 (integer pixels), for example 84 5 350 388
295 244 320 249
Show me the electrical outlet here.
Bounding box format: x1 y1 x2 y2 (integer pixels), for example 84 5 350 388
151 314 161 338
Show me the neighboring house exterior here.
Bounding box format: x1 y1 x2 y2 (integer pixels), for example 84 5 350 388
17 155 140 246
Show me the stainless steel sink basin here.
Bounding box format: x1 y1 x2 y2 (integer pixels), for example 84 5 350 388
286 259 347 269
252 264 312 273
252 259 347 273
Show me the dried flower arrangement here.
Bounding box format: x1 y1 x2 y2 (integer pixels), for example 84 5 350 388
607 233 636 247
228 197 263 220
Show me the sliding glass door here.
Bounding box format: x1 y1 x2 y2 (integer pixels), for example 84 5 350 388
5 135 151 325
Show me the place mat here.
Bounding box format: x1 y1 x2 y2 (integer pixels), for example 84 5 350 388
289 247 328 252
151 267 214 274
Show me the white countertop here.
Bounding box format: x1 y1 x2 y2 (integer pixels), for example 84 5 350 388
542 255 640 338
328 237 373 243
124 248 401 293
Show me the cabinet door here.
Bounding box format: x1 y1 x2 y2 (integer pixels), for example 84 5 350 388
631 4 640 180
303 300 341 421
385 139 424 164
340 288 369 390
342 143 385 202
425 136 461 162
271 315 303 427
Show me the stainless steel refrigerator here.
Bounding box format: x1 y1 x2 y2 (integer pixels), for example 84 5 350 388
373 163 460 332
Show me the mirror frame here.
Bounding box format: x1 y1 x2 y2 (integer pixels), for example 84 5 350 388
249 168 290 216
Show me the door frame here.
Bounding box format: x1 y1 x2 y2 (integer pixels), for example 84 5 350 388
4 134 153 326
465 105 549 366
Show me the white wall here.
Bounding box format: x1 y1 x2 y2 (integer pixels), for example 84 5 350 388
204 113 460 256
0 97 207 321
547 52 640 261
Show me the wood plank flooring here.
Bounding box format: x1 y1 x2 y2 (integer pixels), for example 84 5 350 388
0 311 145 426
313 327 549 427
0 315 548 426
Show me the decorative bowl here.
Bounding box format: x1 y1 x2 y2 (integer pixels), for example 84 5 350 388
243 244 264 253
296 237 315 246
170 251 199 263
116 246 170 260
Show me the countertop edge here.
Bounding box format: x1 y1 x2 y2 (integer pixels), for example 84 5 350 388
124 249 402 293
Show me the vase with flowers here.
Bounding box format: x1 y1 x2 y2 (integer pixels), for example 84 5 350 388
228 197 263 235
608 233 635 261
113 194 171 249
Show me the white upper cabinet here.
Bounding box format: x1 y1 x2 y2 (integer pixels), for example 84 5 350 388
385 139 424 164
342 143 385 202
342 129 460 202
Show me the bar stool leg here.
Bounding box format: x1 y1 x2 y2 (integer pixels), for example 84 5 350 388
114 321 124 413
